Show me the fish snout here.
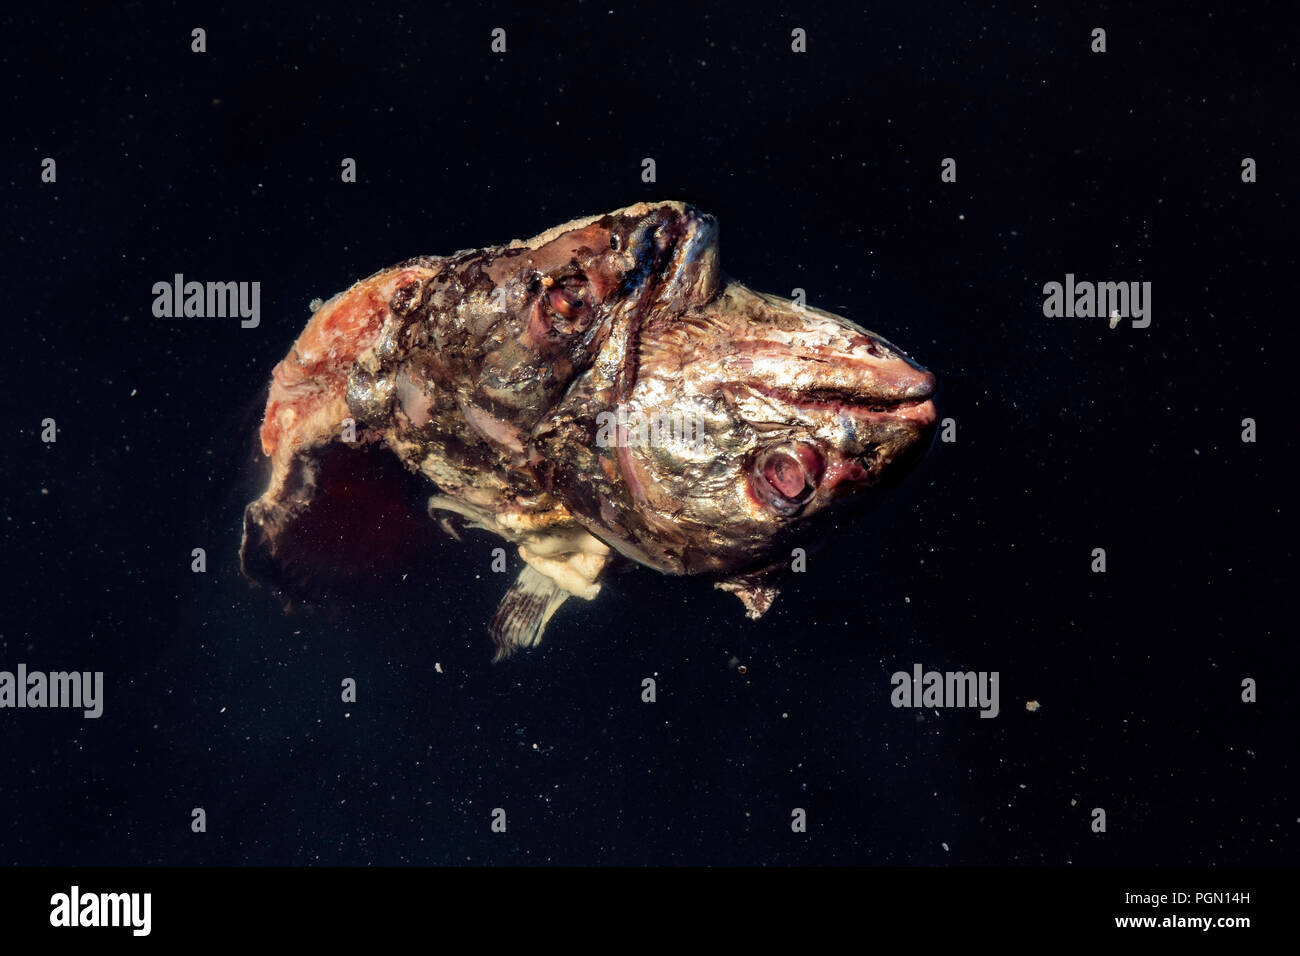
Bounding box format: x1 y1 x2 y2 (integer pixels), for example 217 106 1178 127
836 325 936 405
788 321 938 428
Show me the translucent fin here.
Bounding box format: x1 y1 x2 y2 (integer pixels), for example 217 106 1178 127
489 565 570 662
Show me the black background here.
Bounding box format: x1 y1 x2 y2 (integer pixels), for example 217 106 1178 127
1 3 1294 867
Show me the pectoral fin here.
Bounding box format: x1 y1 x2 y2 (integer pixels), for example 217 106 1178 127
490 564 570 662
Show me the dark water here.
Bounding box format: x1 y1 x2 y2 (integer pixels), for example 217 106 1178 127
2 4 1293 866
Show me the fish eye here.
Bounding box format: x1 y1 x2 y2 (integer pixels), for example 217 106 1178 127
751 443 825 515
609 234 621 251
547 287 583 319
543 275 593 332
764 453 806 498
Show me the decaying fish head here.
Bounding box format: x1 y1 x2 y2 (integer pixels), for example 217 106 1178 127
240 199 935 654
533 202 938 593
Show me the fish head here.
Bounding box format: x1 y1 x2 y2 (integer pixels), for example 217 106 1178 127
618 284 938 573
488 200 721 342
533 202 937 576
458 201 721 424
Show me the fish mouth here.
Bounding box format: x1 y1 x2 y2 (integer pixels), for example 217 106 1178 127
621 203 721 309
744 379 938 426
